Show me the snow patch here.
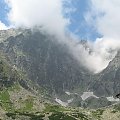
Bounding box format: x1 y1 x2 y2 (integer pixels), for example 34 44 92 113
65 91 71 95
55 98 68 107
81 92 99 101
55 98 73 107
65 91 78 95
107 96 119 102
67 99 73 104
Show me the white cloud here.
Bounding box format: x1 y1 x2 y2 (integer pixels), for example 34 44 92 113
80 0 120 72
0 21 8 30
5 0 72 37
89 0 120 40
85 0 120 41
4 0 120 73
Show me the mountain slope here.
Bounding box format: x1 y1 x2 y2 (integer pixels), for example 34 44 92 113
89 51 120 97
0 29 120 119
0 52 45 119
0 28 120 108
0 29 91 96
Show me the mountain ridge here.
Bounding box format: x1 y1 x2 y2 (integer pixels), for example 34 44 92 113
0 28 120 119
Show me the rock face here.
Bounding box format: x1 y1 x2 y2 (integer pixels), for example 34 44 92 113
0 29 90 95
0 28 120 108
0 54 20 89
89 51 120 97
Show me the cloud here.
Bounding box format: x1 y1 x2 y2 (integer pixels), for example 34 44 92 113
0 21 8 30
86 0 120 40
5 0 72 37
79 0 120 72
4 0 120 73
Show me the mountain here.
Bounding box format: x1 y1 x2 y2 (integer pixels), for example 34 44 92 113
89 51 120 97
0 29 120 103
0 28 120 119
0 29 91 95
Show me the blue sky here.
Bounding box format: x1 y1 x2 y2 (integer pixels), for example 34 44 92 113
0 0 100 40
67 0 101 40
0 0 9 25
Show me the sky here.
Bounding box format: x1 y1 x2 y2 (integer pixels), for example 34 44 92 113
0 0 9 26
0 0 100 40
0 0 120 73
67 0 102 40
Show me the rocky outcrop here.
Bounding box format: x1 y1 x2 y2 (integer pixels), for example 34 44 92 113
0 28 120 109
0 29 90 96
89 51 120 97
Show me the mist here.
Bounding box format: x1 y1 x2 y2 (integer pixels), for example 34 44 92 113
82 0 120 72
2 0 120 73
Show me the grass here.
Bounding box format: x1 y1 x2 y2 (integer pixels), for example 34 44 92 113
92 109 104 119
44 103 67 113
44 103 91 120
24 97 34 111
0 90 14 111
0 90 10 102
16 96 34 113
6 112 45 120
49 112 76 120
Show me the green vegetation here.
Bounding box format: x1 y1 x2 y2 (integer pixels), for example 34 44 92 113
44 103 67 112
92 109 104 119
49 112 76 120
44 104 91 120
71 112 91 120
113 104 120 112
6 112 45 120
0 90 14 111
23 97 34 111
0 90 10 101
15 96 34 113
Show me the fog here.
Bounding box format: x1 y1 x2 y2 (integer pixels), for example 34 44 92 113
1 0 120 73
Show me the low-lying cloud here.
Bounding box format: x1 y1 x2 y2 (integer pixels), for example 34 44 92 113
81 0 120 72
2 0 120 73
